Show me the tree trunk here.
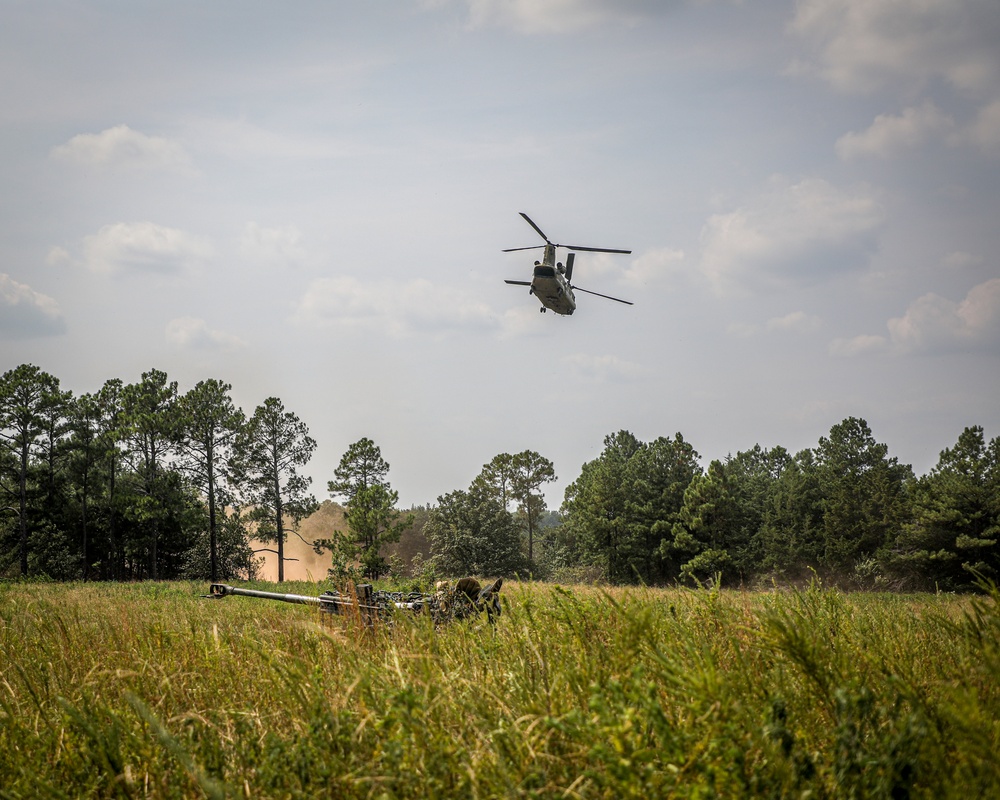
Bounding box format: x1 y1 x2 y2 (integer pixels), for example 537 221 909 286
275 478 285 583
208 465 218 583
18 440 28 576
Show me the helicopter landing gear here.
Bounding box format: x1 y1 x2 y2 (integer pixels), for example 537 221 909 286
539 307 547 313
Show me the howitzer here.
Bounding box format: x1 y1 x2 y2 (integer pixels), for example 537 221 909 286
206 576 503 625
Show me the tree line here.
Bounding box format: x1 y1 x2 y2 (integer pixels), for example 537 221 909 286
546 421 999 591
2 363 997 591
0 364 406 584
418 422 997 592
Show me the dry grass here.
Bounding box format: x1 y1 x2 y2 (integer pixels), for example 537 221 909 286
1 579 998 798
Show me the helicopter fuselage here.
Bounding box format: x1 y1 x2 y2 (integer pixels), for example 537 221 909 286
531 263 576 315
529 243 575 315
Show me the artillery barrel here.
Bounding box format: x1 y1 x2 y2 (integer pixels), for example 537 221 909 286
206 582 389 622
207 584 323 606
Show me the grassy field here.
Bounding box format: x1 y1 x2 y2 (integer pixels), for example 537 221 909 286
1 579 998 799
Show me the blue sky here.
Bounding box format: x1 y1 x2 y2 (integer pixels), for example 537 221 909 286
2 0 998 508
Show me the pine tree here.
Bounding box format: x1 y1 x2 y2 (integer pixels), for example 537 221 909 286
231 397 317 582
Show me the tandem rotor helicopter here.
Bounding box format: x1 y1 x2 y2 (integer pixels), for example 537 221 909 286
503 212 633 315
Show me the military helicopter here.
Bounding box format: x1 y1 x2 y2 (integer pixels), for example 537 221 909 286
503 212 633 314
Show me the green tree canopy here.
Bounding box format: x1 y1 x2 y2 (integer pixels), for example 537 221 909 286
886 425 999 590
473 450 556 566
0 364 61 575
176 379 245 582
119 369 181 580
563 430 702 584
425 482 525 578
814 417 913 579
755 448 824 578
669 459 741 584
326 437 411 580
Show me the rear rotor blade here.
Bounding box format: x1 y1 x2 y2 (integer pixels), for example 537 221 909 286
504 280 532 286
501 245 545 253
572 286 634 305
564 245 632 254
519 212 551 243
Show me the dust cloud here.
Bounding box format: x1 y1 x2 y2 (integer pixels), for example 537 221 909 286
250 501 347 582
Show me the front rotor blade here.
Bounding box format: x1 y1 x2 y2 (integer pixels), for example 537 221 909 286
504 280 532 286
502 245 545 253
519 212 551 243
564 245 632 254
572 286 634 305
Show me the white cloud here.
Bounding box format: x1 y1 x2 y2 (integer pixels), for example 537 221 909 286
562 352 650 382
51 125 192 171
165 317 246 351
832 278 1000 356
80 222 213 275
942 251 984 270
239 223 306 266
459 0 673 33
828 334 887 357
789 0 1000 95
766 310 822 333
836 101 954 160
699 176 884 291
957 99 1000 154
887 278 1000 354
729 310 822 338
727 322 759 338
0 274 66 338
46 247 72 267
185 116 382 161
622 247 685 288
295 276 502 337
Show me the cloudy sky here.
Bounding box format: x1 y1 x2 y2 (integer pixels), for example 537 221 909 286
2 0 998 508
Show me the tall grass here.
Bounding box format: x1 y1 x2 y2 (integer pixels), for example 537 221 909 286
1 579 997 798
